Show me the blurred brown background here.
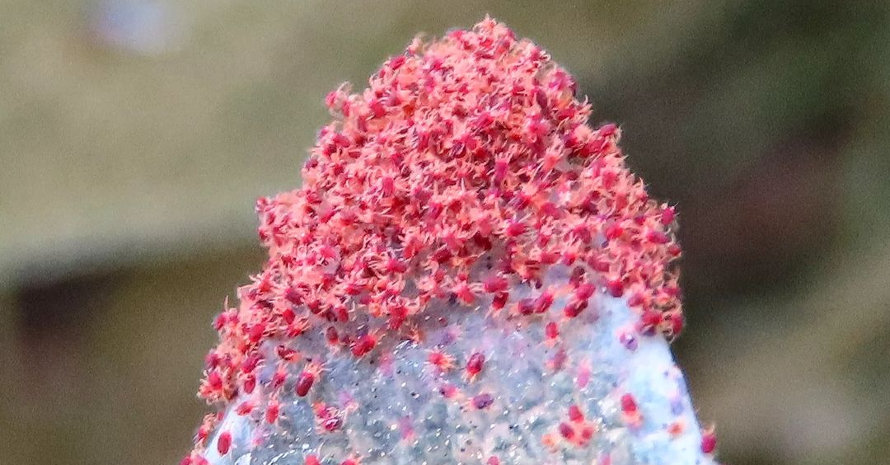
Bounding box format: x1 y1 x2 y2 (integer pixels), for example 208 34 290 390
1 1 888 464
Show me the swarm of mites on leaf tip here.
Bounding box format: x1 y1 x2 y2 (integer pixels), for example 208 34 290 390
196 15 682 420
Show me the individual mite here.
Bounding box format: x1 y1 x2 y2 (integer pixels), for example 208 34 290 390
295 361 324 397
465 351 486 380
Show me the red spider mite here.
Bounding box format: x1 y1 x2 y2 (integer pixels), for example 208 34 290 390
574 282 595 301
465 351 485 379
427 349 455 372
323 415 343 432
277 345 300 362
243 374 256 394
195 414 216 445
296 362 324 397
452 280 477 304
534 289 554 313
503 219 527 238
666 419 685 437
514 297 534 316
545 321 559 340
492 157 509 183
439 383 459 399
568 404 584 423
326 326 340 345
313 402 345 432
646 230 669 245
271 365 287 389
700 426 717 454
482 274 509 293
217 431 232 455
580 424 595 441
213 312 227 331
559 422 575 440
620 392 642 426
620 393 638 414
241 354 260 373
563 299 587 318
471 392 494 410
265 401 280 424
604 223 624 241
351 332 378 357
491 291 509 310
205 351 221 370
207 371 223 391
541 432 558 451
661 206 675 225
606 278 624 298
236 401 254 416
247 322 265 344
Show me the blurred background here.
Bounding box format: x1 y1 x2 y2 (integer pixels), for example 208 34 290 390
1 1 888 464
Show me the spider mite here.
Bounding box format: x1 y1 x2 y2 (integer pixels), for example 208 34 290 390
296 361 324 397
545 321 559 343
471 392 494 410
276 344 300 362
351 332 378 357
427 349 455 373
452 280 477 304
700 426 717 454
217 431 232 455
438 383 459 399
568 404 584 423
247 322 266 345
541 432 559 452
482 273 510 293
534 289 555 314
620 393 642 427
558 422 576 441
243 374 256 394
666 419 685 437
195 413 217 446
563 298 587 318
206 371 223 392
579 424 596 443
606 278 624 298
326 326 340 346
314 403 344 432
271 365 288 389
265 400 281 424
235 400 255 416
241 353 261 374
465 351 485 380
574 281 595 301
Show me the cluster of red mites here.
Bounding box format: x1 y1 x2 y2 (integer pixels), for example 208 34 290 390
193 16 683 449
